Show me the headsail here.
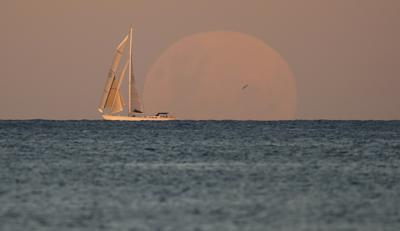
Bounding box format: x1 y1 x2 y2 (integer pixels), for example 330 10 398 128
98 34 129 112
111 91 124 113
105 78 120 108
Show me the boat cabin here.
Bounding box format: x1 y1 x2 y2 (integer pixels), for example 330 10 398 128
156 112 170 118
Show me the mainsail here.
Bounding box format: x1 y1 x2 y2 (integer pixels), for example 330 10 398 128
128 28 143 114
129 63 143 113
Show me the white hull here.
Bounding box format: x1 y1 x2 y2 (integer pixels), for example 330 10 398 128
102 114 176 121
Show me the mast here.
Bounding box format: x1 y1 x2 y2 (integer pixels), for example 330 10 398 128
128 27 133 114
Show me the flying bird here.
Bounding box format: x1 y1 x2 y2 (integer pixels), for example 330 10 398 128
241 84 249 90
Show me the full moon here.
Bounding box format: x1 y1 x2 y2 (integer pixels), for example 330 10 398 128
144 31 297 120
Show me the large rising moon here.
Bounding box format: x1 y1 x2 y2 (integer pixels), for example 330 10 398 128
144 31 297 120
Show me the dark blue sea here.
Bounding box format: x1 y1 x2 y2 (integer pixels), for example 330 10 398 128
0 120 399 231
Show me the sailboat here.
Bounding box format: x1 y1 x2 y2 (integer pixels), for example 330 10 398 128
98 27 175 121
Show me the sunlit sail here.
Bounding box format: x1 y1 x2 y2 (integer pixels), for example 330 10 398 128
98 27 175 121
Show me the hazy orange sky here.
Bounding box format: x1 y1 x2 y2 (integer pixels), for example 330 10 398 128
1 0 399 120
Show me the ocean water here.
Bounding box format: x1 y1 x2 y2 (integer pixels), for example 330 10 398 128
0 120 399 231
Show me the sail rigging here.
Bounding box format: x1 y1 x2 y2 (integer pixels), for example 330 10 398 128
98 27 175 121
98 28 144 114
